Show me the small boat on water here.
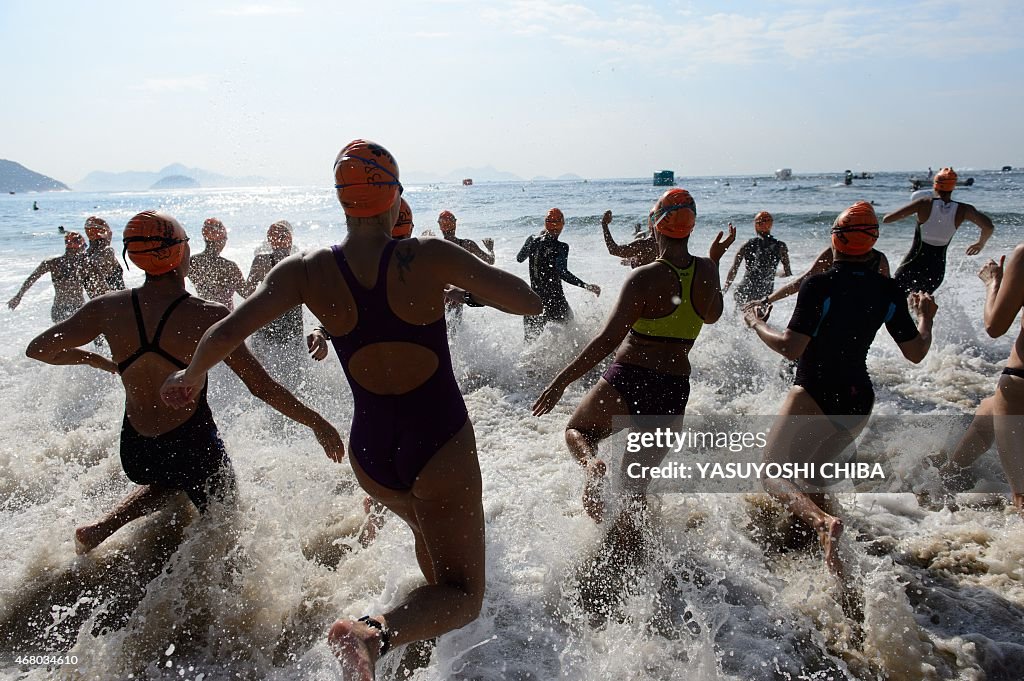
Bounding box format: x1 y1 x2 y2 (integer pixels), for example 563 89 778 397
775 168 792 180
653 170 675 186
462 178 473 186
910 177 974 190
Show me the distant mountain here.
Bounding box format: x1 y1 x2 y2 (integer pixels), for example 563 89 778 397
0 159 69 193
557 173 583 181
150 175 200 190
77 163 271 191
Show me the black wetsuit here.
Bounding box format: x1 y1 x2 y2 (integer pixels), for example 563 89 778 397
893 199 959 294
787 261 919 416
117 290 234 510
517 233 588 339
734 234 787 305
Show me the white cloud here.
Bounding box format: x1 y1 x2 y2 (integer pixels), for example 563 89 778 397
481 0 1023 68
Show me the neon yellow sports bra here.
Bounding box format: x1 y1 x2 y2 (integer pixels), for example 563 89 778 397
630 258 704 344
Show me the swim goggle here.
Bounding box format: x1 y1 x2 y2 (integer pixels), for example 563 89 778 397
121 235 189 270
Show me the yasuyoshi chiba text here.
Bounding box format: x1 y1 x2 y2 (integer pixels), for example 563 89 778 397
626 461 886 481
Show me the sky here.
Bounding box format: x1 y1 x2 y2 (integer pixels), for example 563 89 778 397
2 0 1022 186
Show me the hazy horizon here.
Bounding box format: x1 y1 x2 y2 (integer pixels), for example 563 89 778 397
3 1 1021 186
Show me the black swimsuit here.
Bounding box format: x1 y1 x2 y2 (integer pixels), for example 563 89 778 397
787 262 919 417
117 290 233 510
735 235 786 305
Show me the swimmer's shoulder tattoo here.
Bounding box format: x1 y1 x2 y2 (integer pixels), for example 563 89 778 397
396 245 415 283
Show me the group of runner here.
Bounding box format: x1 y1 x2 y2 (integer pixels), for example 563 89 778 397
9 150 1023 679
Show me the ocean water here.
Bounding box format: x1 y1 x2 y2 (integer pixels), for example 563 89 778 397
1 169 1023 680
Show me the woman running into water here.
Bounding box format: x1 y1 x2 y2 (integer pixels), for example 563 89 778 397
744 201 936 581
26 211 342 554
883 167 995 294
938 244 1024 509
723 211 792 306
160 140 541 681
8 231 88 322
533 189 735 523
517 208 601 341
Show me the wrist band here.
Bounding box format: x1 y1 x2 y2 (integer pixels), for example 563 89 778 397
357 616 392 657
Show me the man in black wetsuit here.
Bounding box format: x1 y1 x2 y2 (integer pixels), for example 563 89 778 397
723 211 792 305
516 208 600 341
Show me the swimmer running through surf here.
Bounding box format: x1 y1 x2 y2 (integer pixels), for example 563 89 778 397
160 140 541 681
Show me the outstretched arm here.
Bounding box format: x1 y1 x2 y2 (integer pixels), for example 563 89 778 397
516 236 535 263
434 240 542 315
963 204 995 256
979 245 1024 337
8 260 51 309
762 248 832 306
722 249 744 294
461 239 496 265
533 274 646 415
556 245 599 294
26 298 117 373
883 198 927 224
240 255 270 297
894 293 936 363
223 342 344 461
746 311 811 361
780 243 793 277
163 256 308 401
601 210 635 258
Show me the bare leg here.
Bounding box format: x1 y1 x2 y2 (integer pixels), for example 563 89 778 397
762 388 867 580
565 378 629 523
991 374 1024 511
935 397 995 493
330 421 485 680
75 484 181 554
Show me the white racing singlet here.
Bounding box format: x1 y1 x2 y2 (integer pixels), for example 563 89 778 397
919 199 959 247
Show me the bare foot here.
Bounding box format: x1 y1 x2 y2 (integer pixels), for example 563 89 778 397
358 497 387 548
327 618 380 681
583 460 607 523
817 515 844 577
74 524 108 555
1012 493 1024 514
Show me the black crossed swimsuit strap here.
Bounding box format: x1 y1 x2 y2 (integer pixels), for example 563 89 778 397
117 289 192 373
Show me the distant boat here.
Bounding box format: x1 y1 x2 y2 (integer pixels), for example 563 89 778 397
653 170 675 186
910 177 974 190
775 168 792 180
1002 165 1013 172
462 178 473 186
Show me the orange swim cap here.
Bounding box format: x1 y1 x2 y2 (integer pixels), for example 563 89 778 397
393 199 413 238
122 211 189 275
64 231 86 251
202 217 228 242
649 189 696 238
438 210 457 233
544 208 564 234
754 211 773 234
267 220 293 250
933 167 957 192
334 139 401 218
84 216 111 241
831 201 879 256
